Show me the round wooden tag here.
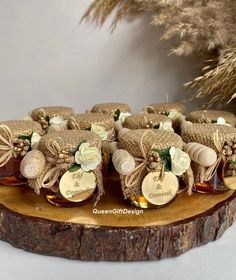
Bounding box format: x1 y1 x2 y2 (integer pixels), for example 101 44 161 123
223 160 236 190
141 171 179 206
59 168 96 202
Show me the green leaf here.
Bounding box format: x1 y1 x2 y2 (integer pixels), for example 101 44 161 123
114 109 120 121
211 120 217 124
18 132 32 141
45 115 50 122
69 164 81 173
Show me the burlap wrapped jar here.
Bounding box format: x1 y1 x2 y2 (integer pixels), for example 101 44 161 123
143 102 186 115
90 102 131 117
68 113 115 172
0 120 43 185
30 106 75 132
117 129 192 206
188 110 236 127
24 130 104 205
181 122 236 193
123 114 170 129
181 123 236 152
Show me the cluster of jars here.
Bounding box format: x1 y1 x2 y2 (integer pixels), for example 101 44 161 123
0 103 235 209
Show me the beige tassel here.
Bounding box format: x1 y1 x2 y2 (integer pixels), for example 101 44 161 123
110 142 135 175
184 142 217 167
20 150 46 179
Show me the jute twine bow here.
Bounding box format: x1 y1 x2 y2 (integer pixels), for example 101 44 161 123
0 125 15 167
202 130 224 182
124 130 164 188
41 137 74 189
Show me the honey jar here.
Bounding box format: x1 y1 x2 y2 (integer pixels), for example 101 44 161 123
0 120 43 186
20 130 104 207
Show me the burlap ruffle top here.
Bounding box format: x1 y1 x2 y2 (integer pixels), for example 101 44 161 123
188 110 236 126
31 106 75 120
91 103 131 115
0 120 43 139
144 102 186 114
38 130 102 158
69 113 114 131
123 114 170 129
119 129 183 158
181 123 236 152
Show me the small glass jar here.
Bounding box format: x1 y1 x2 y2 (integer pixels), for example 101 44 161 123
30 106 75 131
188 110 236 127
116 129 190 209
25 130 104 207
123 113 171 130
181 123 236 194
0 120 43 186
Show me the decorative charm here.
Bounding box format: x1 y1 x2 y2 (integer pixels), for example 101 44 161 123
59 168 97 202
141 171 179 206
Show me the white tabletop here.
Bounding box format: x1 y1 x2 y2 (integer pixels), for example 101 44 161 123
0 222 236 280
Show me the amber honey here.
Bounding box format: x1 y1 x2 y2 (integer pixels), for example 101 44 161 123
0 157 27 186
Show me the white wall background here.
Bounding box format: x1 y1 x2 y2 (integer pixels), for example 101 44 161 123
0 0 197 120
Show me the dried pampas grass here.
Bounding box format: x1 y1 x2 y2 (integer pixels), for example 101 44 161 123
185 48 236 107
83 0 236 106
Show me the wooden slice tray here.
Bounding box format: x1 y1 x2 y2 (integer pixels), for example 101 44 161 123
0 172 235 262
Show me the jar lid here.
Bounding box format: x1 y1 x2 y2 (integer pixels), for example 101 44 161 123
188 110 236 126
123 114 170 129
119 129 183 158
144 103 186 114
38 130 102 158
0 120 43 138
31 106 75 119
70 113 114 131
91 103 131 115
181 123 236 151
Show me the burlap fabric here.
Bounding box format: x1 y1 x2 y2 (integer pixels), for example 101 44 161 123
188 110 236 126
69 113 114 131
123 114 170 129
68 113 115 172
144 103 186 114
0 120 43 161
181 123 236 152
118 129 183 199
91 103 131 115
31 106 74 120
30 130 104 203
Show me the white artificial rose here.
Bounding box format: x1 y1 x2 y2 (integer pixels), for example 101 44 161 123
49 116 65 125
75 142 102 172
169 147 191 176
91 124 108 141
216 117 231 126
119 112 131 123
159 121 174 132
168 110 183 122
30 132 41 147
